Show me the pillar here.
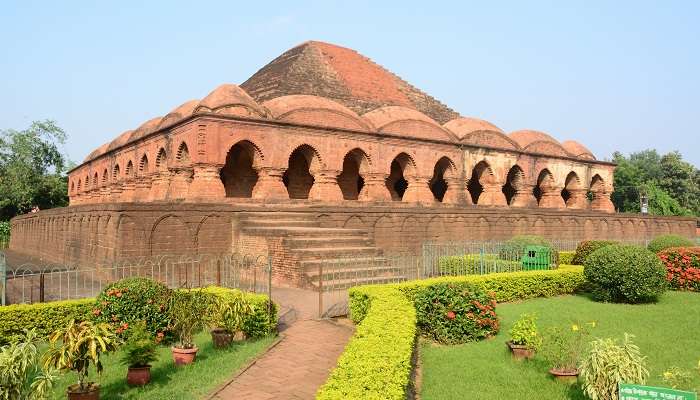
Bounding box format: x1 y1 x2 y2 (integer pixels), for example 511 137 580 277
169 167 193 200
538 184 566 209
133 175 152 202
110 183 123 203
309 170 344 201
148 171 171 201
120 179 136 203
360 173 391 202
479 183 507 206
187 164 225 200
510 184 537 208
402 176 434 203
566 188 588 209
591 190 615 213
252 167 289 200
442 177 465 205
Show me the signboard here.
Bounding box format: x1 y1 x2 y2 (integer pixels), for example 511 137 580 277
619 383 697 400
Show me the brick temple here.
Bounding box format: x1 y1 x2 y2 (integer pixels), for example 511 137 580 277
10 41 696 287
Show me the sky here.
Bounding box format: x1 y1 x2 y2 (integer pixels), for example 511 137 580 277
1 1 699 167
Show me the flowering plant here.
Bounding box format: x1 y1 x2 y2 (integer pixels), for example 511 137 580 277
542 321 595 372
509 313 542 349
658 247 700 291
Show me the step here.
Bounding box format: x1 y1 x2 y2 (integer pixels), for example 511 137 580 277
293 246 381 259
285 236 373 249
241 212 317 221
299 256 390 271
306 265 403 282
241 226 370 237
309 275 408 291
243 219 320 228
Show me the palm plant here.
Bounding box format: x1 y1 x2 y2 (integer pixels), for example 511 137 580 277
0 329 57 400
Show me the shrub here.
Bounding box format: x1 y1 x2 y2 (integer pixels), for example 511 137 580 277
414 283 498 344
317 287 416 400
572 240 618 265
658 247 700 291
207 290 253 334
120 321 158 368
498 235 557 262
0 221 10 238
168 289 212 349
439 254 521 275
648 234 695 253
0 329 58 400
559 251 575 265
0 299 93 345
541 321 594 373
201 287 278 338
509 313 541 349
580 333 648 400
584 244 667 303
93 278 172 339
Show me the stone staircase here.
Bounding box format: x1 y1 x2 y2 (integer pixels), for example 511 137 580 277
240 212 406 290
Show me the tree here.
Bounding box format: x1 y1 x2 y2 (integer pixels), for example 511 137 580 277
0 120 71 220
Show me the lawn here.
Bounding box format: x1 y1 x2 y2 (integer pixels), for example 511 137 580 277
50 332 275 400
420 291 700 400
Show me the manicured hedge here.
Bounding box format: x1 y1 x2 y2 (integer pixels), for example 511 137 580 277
439 254 521 275
658 247 700 291
319 267 584 399
0 298 93 345
647 234 695 253
0 286 277 345
572 240 618 265
498 235 557 261
559 251 575 265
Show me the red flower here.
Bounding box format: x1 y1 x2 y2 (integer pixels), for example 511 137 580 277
446 311 456 320
92 308 101 316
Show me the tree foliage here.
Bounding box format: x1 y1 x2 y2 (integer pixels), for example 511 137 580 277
612 150 699 216
0 121 70 220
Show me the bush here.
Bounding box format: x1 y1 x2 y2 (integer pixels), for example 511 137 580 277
414 283 498 344
120 321 158 368
0 221 10 238
559 251 575 265
572 240 618 265
584 244 667 303
93 277 173 339
509 313 541 349
498 235 557 261
317 287 416 400
648 234 695 253
0 329 58 400
658 247 700 291
580 333 648 400
0 299 92 345
439 254 521 275
201 287 278 338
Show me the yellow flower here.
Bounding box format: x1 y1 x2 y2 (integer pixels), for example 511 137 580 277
663 371 673 380
589 321 596 328
571 324 579 332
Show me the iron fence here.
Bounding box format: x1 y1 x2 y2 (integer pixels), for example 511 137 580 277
1 253 271 305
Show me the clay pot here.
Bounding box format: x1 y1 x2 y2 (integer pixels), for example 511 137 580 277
126 365 152 386
211 329 234 348
67 383 99 400
171 346 198 366
549 368 579 384
506 341 535 360
233 330 246 342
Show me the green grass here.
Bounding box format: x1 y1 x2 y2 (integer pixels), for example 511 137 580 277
420 292 700 400
51 332 275 400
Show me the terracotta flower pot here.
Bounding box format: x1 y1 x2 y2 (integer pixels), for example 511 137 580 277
549 368 579 384
211 329 234 348
506 341 535 360
233 330 246 342
171 346 198 365
67 383 100 400
126 365 152 386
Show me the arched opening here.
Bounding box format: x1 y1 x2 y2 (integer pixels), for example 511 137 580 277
467 161 493 204
430 157 454 202
93 173 99 188
101 169 108 186
125 161 134 177
386 153 414 201
283 145 320 199
502 165 524 205
85 175 90 190
338 148 369 200
112 164 120 181
220 141 261 198
534 169 555 206
155 148 167 171
71 181 76 194
562 171 580 206
176 142 190 164
139 154 149 174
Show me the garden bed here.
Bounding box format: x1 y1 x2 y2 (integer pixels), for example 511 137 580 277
49 332 276 400
420 292 700 399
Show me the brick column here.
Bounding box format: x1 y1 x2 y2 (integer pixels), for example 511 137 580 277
538 184 566 209
443 177 465 205
403 176 434 203
510 184 537 208
591 190 615 213
309 170 344 201
479 183 507 206
169 167 193 200
566 188 588 209
148 170 171 201
120 179 136 203
360 173 390 202
133 175 152 202
188 164 225 200
110 183 123 202
252 167 289 200
99 186 111 203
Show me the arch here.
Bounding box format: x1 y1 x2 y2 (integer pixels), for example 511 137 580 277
283 144 322 199
176 142 190 164
338 148 371 200
562 171 581 206
101 169 108 186
112 164 120 181
116 215 147 258
220 140 264 198
149 215 194 256
125 160 134 177
386 152 416 201
71 181 76 194
93 172 99 188
429 156 456 202
139 154 149 174
196 214 231 255
502 165 525 205
467 160 495 204
590 174 605 191
84 175 90 190
155 148 167 171
534 168 555 205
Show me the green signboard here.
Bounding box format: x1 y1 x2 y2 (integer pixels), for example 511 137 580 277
619 383 697 400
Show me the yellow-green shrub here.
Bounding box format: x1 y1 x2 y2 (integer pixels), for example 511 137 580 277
0 299 93 345
201 287 278 337
559 251 576 265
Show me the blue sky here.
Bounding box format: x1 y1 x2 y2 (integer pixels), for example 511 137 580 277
1 1 698 167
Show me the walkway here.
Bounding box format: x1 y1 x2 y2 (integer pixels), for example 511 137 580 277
209 287 354 400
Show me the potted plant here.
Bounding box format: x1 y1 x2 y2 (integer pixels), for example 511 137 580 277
168 289 211 365
542 321 595 383
507 313 541 360
44 320 119 400
208 291 253 348
120 322 158 386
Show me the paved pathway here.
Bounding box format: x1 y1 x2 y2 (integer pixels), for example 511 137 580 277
210 287 354 400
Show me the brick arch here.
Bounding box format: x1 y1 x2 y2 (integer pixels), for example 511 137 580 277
426 216 447 242
155 148 167 171
139 154 149 174
221 140 265 198
116 215 147 258
112 164 120 181
503 164 526 206
430 156 457 202
401 216 423 252
343 215 365 229
176 141 191 164
149 215 194 256
196 214 231 255
283 144 323 199
338 148 371 200
125 160 134 177
386 152 417 201
468 160 496 204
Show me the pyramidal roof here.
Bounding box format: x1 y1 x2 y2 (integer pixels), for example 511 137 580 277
241 41 461 124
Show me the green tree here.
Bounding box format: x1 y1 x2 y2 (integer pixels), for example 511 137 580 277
0 120 71 220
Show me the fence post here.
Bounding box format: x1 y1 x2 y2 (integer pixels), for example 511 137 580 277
39 273 45 303
0 252 6 306
216 259 221 287
318 262 323 319
267 255 273 331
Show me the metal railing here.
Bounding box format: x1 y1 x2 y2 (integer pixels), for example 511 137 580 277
1 253 272 305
